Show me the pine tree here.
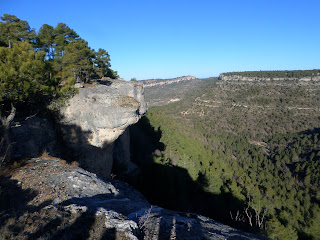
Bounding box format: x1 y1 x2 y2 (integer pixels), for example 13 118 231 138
0 42 54 107
61 39 93 83
53 23 79 58
0 14 35 48
93 48 111 78
38 24 55 60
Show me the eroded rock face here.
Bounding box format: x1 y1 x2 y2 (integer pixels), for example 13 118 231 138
219 74 320 81
59 80 147 178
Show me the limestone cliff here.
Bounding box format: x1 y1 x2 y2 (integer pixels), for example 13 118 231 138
219 73 320 81
143 75 196 88
10 80 146 178
59 80 147 178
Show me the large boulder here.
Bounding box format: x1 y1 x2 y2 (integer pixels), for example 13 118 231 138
59 80 147 178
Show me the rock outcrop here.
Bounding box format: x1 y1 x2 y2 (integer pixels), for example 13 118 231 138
59 80 147 178
142 76 214 107
143 75 196 88
2 79 270 239
219 73 320 81
0 158 268 240
9 80 146 178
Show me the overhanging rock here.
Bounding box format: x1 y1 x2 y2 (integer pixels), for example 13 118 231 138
59 80 147 178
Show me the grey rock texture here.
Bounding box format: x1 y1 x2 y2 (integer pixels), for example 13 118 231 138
219 73 320 81
0 158 268 240
142 76 214 107
0 158 148 239
10 116 59 159
131 207 268 240
143 75 196 87
59 80 147 177
113 128 139 177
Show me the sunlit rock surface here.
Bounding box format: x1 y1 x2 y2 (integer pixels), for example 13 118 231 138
59 80 147 177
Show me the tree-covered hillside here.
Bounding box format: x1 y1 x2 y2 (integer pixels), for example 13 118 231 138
143 77 216 106
131 79 320 240
221 69 320 79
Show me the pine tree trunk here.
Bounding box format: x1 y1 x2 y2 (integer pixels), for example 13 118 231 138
0 104 16 164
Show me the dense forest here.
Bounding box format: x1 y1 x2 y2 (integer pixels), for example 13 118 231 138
221 69 320 78
0 13 117 114
0 14 117 164
131 79 320 240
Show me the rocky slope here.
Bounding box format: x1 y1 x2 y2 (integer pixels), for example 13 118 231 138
142 76 216 106
142 76 197 87
219 73 320 81
2 79 269 239
10 79 147 178
0 158 267 240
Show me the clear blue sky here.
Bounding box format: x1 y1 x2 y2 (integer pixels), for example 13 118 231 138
1 0 319 80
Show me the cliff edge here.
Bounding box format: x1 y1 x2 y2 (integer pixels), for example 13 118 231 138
10 79 147 178
2 80 268 239
0 158 268 239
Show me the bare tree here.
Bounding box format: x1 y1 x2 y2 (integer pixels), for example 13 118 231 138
244 204 253 227
0 104 16 165
230 210 246 223
251 200 268 228
244 195 268 229
231 195 268 230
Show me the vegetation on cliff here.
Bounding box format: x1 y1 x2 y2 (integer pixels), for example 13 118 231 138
0 14 118 164
132 79 320 240
221 69 320 79
0 14 118 112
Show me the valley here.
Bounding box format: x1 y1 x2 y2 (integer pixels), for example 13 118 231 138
143 76 216 106
132 73 320 240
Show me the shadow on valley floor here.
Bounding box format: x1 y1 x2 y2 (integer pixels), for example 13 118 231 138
129 116 254 234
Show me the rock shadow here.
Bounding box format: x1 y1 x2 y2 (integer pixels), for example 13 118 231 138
3 109 129 180
129 116 258 235
0 176 52 238
52 119 117 179
96 79 113 86
28 191 144 239
0 175 124 239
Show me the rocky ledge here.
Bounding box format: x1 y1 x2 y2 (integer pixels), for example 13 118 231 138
219 74 320 81
59 80 147 178
143 76 196 88
10 80 147 178
0 158 268 240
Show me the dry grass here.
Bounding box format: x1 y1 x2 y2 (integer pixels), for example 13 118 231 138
116 96 139 108
70 161 79 167
58 160 79 168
